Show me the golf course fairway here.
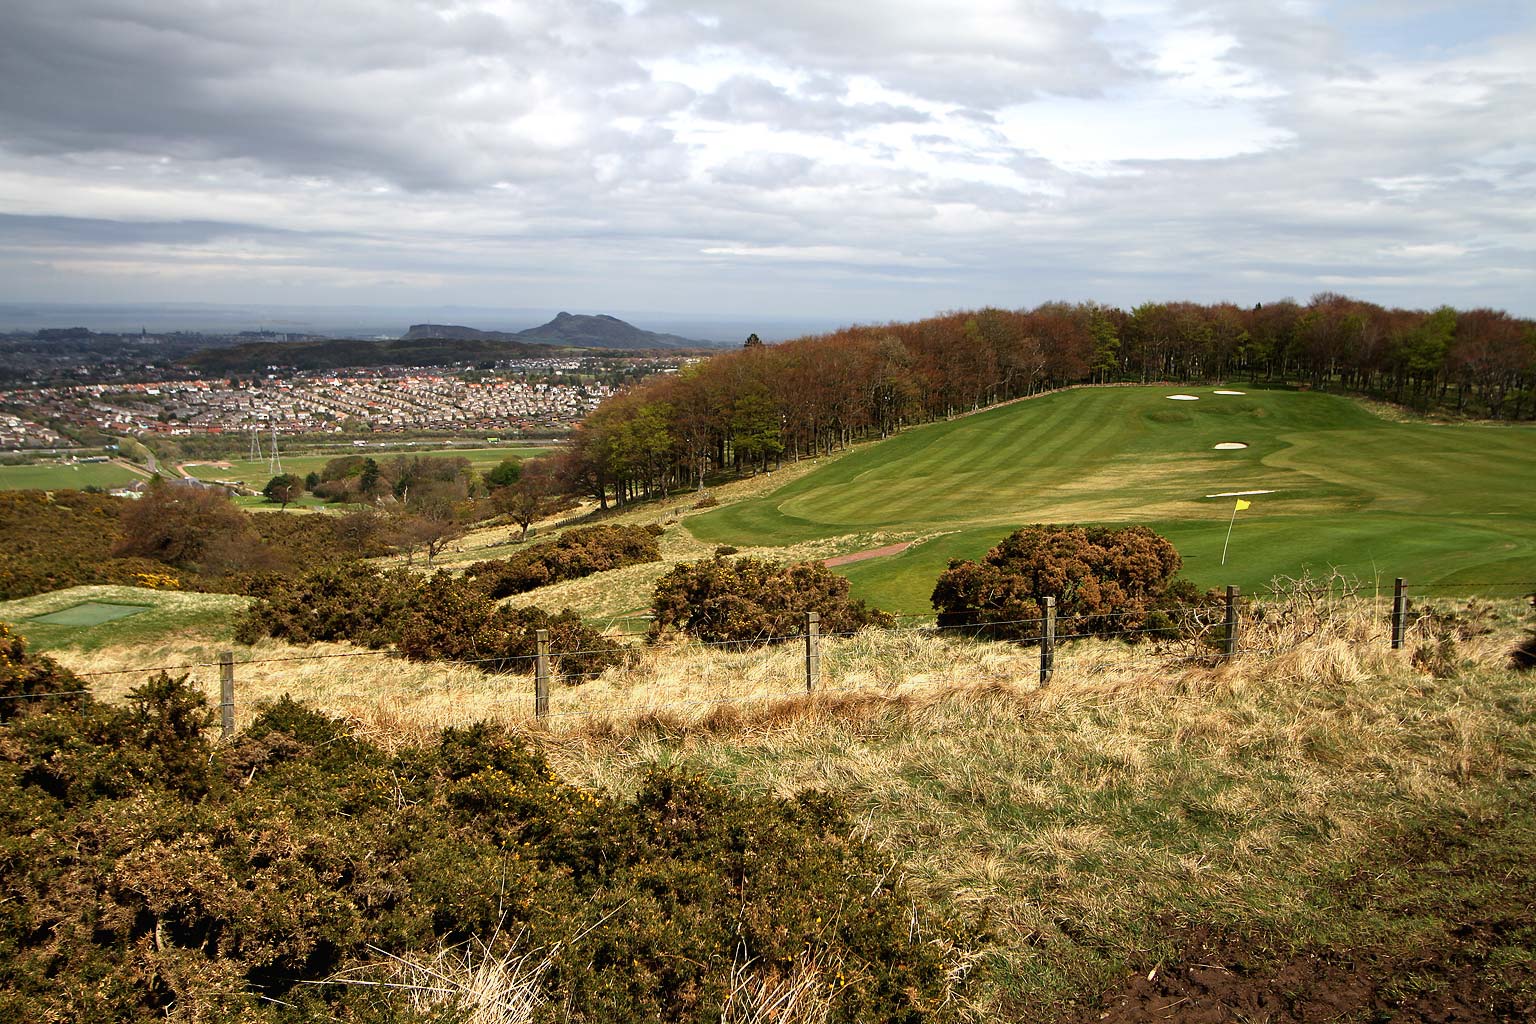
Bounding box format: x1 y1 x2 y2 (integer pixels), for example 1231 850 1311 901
686 386 1536 614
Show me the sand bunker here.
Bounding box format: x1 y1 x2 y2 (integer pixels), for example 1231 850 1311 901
1213 442 1248 450
1166 394 1199 401
1214 389 1245 395
1206 489 1276 497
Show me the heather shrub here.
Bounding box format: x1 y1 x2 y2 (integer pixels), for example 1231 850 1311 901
464 523 663 598
931 524 1197 641
651 556 895 644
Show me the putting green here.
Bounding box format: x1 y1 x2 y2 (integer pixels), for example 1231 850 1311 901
29 601 151 626
688 386 1536 613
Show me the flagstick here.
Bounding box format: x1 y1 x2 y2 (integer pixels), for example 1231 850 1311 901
1220 504 1238 566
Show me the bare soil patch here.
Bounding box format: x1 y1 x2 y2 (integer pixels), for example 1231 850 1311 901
1077 931 1532 1024
1069 804 1536 1024
823 541 913 566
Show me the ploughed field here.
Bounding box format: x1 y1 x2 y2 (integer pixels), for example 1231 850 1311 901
688 386 1536 613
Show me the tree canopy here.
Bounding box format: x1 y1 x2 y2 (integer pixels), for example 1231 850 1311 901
551 296 1535 510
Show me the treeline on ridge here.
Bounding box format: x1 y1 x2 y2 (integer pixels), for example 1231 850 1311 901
558 295 1535 508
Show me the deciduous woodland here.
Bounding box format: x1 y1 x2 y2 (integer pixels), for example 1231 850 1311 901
559 296 1535 508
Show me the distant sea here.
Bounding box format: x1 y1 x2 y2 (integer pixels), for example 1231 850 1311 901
0 302 840 345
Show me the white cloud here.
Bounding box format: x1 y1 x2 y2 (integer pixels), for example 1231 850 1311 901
0 0 1530 318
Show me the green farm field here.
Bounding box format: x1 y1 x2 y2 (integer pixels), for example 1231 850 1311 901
688 386 1536 613
179 444 554 486
0 461 144 491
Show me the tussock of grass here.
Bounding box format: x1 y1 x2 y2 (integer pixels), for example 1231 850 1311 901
325 932 557 1024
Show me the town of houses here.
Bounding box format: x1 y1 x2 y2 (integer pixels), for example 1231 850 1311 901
1 366 616 449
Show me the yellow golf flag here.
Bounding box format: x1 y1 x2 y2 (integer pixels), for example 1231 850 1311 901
1234 498 1251 511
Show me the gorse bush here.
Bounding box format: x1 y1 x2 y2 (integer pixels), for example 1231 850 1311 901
0 490 184 599
652 556 895 644
0 629 963 1023
0 489 388 600
464 523 663 598
234 562 417 646
237 564 623 678
395 573 625 678
931 524 1197 641
0 622 89 721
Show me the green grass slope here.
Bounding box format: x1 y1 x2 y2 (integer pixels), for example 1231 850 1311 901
0 585 250 653
689 386 1536 613
0 462 142 491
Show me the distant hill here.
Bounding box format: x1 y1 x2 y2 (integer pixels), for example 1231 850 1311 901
399 324 526 343
404 312 706 350
184 336 564 374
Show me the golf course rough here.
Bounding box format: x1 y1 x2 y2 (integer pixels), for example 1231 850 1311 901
686 386 1536 613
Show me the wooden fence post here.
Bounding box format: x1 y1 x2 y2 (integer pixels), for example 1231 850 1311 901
805 611 820 693
219 651 235 740
1223 586 1240 661
1039 596 1056 686
535 629 550 720
1391 578 1406 650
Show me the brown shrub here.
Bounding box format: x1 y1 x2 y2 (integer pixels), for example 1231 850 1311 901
931 524 1195 642
464 523 662 598
651 557 894 645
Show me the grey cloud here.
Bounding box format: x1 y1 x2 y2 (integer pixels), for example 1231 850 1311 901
694 75 930 132
651 0 1130 106
0 0 1530 319
0 0 667 190
0 213 307 246
710 153 815 187
606 81 698 117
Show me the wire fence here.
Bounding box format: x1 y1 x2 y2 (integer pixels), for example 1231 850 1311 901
9 575 1532 734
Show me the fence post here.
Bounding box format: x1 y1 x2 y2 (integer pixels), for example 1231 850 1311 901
534 629 550 720
1391 578 1406 650
1039 596 1056 686
218 651 235 740
805 611 820 693
1223 586 1240 660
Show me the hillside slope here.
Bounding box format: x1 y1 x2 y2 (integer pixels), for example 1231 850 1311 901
405 312 706 350
687 386 1536 610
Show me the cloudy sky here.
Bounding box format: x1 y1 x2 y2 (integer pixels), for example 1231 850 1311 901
1 0 1532 325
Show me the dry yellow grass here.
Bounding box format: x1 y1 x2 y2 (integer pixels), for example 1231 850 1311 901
46 588 1534 1019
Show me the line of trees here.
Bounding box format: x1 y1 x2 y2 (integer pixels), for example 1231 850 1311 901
555 295 1535 508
